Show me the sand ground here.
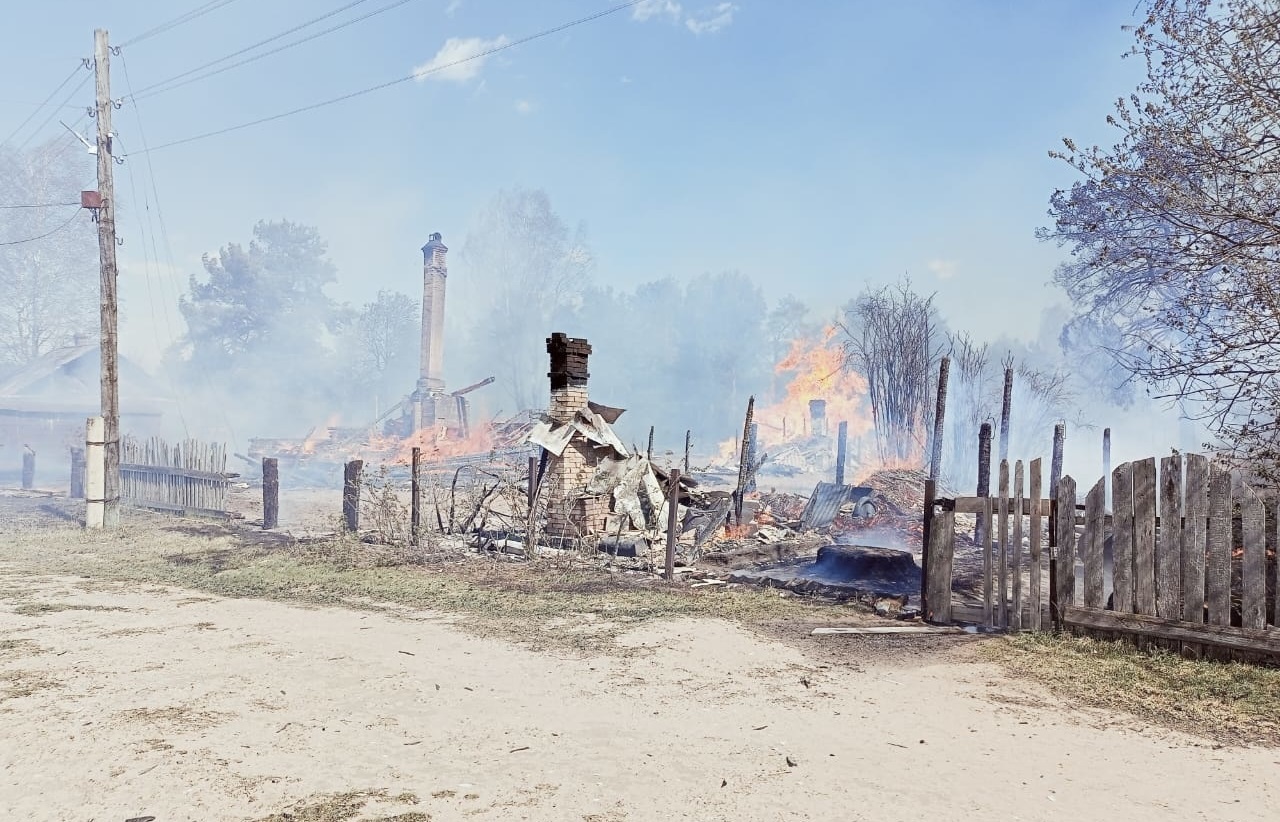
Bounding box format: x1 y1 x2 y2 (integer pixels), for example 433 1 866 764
1 568 1276 821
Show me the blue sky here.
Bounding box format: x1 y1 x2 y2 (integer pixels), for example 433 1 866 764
1 0 1147 367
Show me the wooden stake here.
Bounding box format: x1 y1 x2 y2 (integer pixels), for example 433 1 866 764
835 421 848 485
70 447 86 500
262 457 279 530
21 449 34 491
1049 422 1066 491
998 365 1014 463
1102 427 1112 510
921 478 935 615
94 29 121 528
734 396 755 525
976 421 992 543
647 426 655 461
411 448 422 544
343 460 363 532
929 355 950 483
683 430 691 474
664 468 681 581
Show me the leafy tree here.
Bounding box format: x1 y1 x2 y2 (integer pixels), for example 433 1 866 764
345 289 419 412
459 187 592 410
1040 0 1280 469
0 141 97 370
172 220 341 431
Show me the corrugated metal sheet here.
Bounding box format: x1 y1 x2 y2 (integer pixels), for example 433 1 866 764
799 483 876 530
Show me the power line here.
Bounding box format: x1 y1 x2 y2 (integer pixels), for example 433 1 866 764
2 62 85 147
120 0 244 48
129 0 388 100
0 209 84 246
0 201 81 209
124 0 646 156
16 73 92 152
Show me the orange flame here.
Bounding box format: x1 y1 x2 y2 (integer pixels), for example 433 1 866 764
386 424 495 466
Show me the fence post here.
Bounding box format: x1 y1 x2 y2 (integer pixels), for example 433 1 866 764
86 416 106 529
527 455 537 511
835 421 848 485
343 459 363 532
21 448 34 490
976 422 992 543
929 355 950 483
1049 422 1066 491
70 447 86 500
411 448 422 545
924 507 955 624
684 430 691 474
921 478 936 616
665 468 681 581
262 457 279 530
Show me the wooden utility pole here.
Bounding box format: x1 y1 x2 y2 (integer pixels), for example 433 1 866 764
94 29 121 527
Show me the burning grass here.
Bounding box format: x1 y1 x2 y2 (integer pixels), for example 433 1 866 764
977 632 1280 747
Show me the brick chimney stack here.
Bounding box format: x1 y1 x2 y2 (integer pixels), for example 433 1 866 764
418 232 448 394
544 332 609 538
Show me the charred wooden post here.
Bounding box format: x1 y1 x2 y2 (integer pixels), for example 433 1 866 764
21 448 34 491
683 430 691 474
975 422 992 543
343 459 363 532
929 355 950 483
835 421 849 485
734 396 755 525
527 455 537 511
745 423 759 494
69 447 86 500
262 457 279 530
646 426 654 461
410 448 422 544
921 478 936 615
998 364 1014 463
664 468 681 581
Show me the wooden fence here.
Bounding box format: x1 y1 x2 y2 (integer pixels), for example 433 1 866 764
924 452 1280 661
121 436 232 518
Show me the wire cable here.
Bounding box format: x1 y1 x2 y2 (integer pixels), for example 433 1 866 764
0 201 82 210
0 209 84 246
124 0 646 156
128 0 384 99
2 63 84 147
120 0 243 48
16 73 92 152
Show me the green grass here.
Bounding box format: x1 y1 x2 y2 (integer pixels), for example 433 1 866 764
979 632 1280 746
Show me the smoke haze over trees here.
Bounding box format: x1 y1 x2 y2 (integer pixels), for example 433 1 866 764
0 141 97 371
1042 0 1280 473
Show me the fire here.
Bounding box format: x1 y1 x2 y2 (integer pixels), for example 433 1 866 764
720 327 875 460
300 415 344 455
389 424 495 466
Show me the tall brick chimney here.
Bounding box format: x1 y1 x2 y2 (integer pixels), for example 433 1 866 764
543 333 609 538
418 232 448 394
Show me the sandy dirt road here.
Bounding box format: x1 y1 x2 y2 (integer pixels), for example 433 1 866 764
0 572 1276 822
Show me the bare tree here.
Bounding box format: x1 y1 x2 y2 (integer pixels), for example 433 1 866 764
0 140 97 370
840 279 943 464
459 188 592 411
1040 0 1280 471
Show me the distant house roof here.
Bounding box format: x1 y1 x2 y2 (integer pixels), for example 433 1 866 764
0 342 171 416
0 341 98 397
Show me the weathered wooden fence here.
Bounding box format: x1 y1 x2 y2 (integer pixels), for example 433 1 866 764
924 452 1280 661
121 436 232 517
1059 454 1280 661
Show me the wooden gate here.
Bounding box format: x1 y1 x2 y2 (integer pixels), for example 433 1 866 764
120 436 232 518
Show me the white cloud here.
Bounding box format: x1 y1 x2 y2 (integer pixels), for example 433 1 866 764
685 2 738 35
632 0 682 22
515 99 534 115
412 35 511 83
444 0 462 16
927 259 958 280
